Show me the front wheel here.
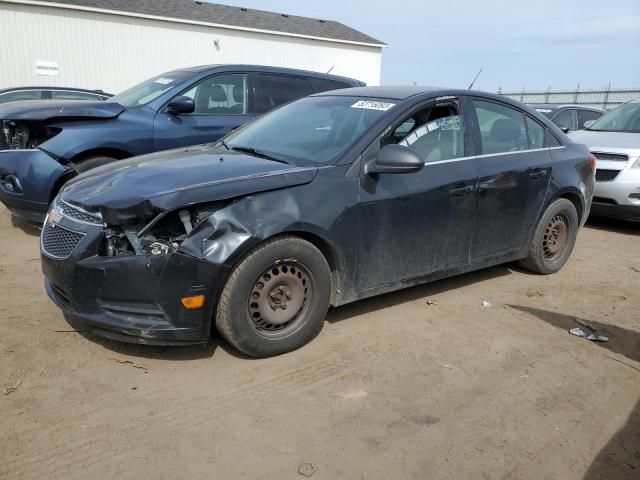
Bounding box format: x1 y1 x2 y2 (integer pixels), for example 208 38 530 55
519 198 579 274
72 156 117 174
215 236 332 357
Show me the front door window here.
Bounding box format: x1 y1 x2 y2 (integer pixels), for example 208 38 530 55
182 74 248 115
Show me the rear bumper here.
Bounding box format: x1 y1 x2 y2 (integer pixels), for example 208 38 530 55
41 224 230 345
0 149 68 222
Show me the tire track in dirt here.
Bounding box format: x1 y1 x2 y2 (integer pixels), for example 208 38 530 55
0 356 350 479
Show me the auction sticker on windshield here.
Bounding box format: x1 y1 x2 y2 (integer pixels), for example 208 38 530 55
351 100 396 111
153 77 174 85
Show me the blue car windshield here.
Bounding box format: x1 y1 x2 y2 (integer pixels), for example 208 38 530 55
221 96 396 167
109 71 192 107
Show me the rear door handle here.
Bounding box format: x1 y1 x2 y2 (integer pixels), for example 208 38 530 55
450 185 474 197
529 169 548 180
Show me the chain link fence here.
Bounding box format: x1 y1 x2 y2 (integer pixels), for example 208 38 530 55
499 87 640 110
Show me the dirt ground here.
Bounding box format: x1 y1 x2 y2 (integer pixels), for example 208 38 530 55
0 204 638 480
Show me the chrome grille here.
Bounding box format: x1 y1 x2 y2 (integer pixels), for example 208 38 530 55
592 152 629 162
41 223 85 259
595 169 621 182
55 197 101 225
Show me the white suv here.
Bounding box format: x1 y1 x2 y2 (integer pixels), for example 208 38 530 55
570 99 640 221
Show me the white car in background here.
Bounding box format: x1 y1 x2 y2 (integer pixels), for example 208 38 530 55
569 99 640 221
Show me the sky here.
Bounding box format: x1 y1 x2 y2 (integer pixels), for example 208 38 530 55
211 0 640 92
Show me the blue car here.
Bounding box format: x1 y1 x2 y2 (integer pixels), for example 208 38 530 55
0 65 363 222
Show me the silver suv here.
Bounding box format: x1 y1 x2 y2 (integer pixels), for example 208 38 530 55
569 99 640 221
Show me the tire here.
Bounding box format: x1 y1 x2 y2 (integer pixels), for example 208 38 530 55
72 156 117 174
215 236 332 358
519 198 579 274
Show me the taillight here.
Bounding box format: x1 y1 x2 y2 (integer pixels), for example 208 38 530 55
588 153 597 172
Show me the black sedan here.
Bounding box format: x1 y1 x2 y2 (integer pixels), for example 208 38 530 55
41 87 595 357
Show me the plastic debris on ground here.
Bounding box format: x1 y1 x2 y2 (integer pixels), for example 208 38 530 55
569 324 609 342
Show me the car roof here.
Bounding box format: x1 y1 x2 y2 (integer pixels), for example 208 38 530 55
313 86 447 100
171 64 364 84
312 86 534 105
532 104 605 112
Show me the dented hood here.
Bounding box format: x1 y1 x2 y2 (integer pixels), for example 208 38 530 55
0 100 124 122
60 145 318 224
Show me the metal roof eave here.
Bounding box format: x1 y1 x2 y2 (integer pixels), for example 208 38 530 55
1 0 387 49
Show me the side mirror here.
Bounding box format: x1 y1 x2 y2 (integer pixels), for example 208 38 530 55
557 124 570 134
366 144 424 175
583 120 596 129
166 96 195 115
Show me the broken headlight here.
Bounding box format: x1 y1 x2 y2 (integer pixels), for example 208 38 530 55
0 120 61 150
103 204 223 257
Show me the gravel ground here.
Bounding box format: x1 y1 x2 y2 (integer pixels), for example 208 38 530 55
0 204 638 479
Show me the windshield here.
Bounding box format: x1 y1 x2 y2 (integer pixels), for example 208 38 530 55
110 71 192 107
221 96 396 166
587 101 640 133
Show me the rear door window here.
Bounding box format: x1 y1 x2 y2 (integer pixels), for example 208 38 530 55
471 100 528 154
525 116 545 149
545 131 561 147
251 74 314 114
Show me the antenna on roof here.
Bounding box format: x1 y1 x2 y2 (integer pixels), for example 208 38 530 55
326 66 334 74
467 67 483 90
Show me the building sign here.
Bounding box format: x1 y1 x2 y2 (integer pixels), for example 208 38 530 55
35 61 59 76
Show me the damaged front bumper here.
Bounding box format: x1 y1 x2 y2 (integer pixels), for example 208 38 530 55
41 213 230 345
0 149 69 222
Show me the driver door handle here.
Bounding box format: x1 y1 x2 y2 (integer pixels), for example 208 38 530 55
529 169 548 180
450 185 474 197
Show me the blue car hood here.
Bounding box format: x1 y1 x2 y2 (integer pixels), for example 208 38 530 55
60 145 318 224
0 100 124 121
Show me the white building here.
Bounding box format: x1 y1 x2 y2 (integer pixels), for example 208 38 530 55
0 0 385 94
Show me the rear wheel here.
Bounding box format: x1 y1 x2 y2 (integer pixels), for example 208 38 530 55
215 236 331 357
519 198 579 274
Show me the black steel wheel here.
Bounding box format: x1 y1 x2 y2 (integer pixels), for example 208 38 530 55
216 236 331 357
542 214 570 262
247 261 314 338
520 198 579 274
